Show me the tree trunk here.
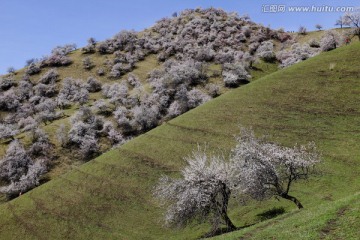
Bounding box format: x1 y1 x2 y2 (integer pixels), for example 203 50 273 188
220 184 236 230
280 193 304 209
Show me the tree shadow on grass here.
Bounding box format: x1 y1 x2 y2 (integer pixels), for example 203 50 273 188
256 207 285 221
200 207 286 238
200 223 256 239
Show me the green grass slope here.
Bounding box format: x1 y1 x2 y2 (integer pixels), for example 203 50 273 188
0 42 359 239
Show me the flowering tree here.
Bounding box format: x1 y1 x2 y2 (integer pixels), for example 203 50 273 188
344 11 360 40
315 24 323 31
0 124 18 140
154 148 236 234
231 128 321 209
0 140 32 183
320 30 341 52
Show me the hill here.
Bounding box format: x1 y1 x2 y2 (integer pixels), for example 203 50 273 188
0 8 290 200
0 36 359 239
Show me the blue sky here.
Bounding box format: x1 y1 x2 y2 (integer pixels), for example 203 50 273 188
0 0 358 74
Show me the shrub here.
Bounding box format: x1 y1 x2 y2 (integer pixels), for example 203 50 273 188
315 24 323 31
298 26 307 35
167 101 185 118
256 41 276 62
97 41 113 54
7 67 16 74
58 78 89 105
18 117 38 132
102 121 124 145
102 82 128 104
130 104 159 133
0 140 32 183
277 43 320 68
186 89 211 109
127 74 141 88
222 62 251 87
0 124 18 140
109 63 134 78
82 37 97 53
205 83 221 97
113 107 133 134
86 77 102 92
0 89 21 111
0 76 16 91
38 69 59 84
97 67 106 76
82 57 94 70
43 54 72 67
33 83 58 98
320 30 341 52
93 99 114 116
51 44 77 56
308 39 320 48
0 159 47 198
25 63 41 75
17 80 34 100
79 135 100 160
28 128 52 158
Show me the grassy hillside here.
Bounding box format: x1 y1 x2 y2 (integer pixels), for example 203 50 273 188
0 39 359 239
1 8 287 199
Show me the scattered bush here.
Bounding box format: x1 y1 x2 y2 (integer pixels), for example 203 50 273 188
0 89 21 111
186 89 211 109
38 69 59 84
102 82 128 104
256 41 276 62
315 24 323 31
86 77 102 92
97 67 106 76
308 39 320 48
58 78 89 105
205 83 221 97
276 43 320 68
18 117 38 132
82 37 97 53
28 128 52 158
298 26 307 35
127 74 141 88
0 159 47 198
0 140 32 183
25 63 41 75
320 30 341 52
0 124 18 140
82 57 94 70
222 62 251 87
33 83 58 98
93 99 114 116
0 76 16 91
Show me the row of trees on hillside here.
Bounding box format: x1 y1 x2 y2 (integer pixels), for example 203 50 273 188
154 128 321 235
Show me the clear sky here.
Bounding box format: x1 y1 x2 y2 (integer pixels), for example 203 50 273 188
0 0 359 74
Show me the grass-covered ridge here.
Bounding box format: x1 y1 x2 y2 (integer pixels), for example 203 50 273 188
0 39 359 239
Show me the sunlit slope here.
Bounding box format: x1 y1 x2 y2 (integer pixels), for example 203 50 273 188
0 43 359 239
